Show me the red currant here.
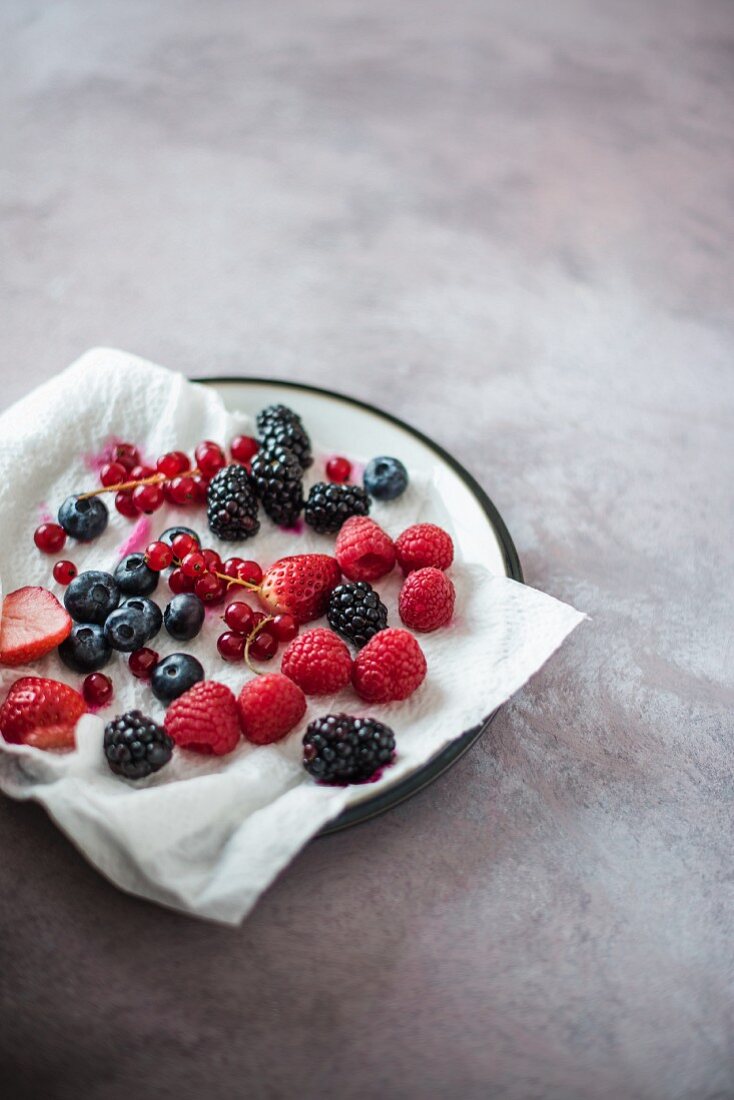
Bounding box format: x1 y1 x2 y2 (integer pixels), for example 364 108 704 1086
217 631 246 662
99 461 127 487
112 442 140 471
237 560 263 586
34 523 66 553
132 483 164 513
171 532 197 558
131 464 156 480
222 557 245 578
168 475 196 505
181 551 206 578
82 672 113 707
326 455 352 483
195 441 226 479
172 450 191 471
248 627 278 661
115 490 139 518
202 548 223 573
194 573 227 604
191 476 209 503
169 567 195 594
145 540 173 571
230 435 259 463
271 613 298 642
53 560 77 585
156 452 188 478
224 600 254 634
162 480 177 505
129 648 159 679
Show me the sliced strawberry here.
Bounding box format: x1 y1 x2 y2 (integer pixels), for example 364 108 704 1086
259 554 342 623
0 586 72 667
0 676 86 750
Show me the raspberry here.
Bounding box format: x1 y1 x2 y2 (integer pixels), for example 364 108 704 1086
398 567 455 632
352 628 427 703
238 673 307 745
394 523 454 574
164 681 242 755
335 516 396 582
281 628 352 695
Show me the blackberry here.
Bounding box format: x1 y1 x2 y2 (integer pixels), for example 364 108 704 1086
250 443 304 526
327 581 388 648
256 404 312 469
206 464 260 541
104 710 173 780
304 482 370 534
256 403 302 433
302 714 395 785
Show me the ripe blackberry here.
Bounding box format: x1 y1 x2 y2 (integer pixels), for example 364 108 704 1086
256 403 301 433
206 464 260 541
304 482 370 534
302 713 395 784
256 404 312 469
104 710 173 780
327 581 388 648
250 443 304 526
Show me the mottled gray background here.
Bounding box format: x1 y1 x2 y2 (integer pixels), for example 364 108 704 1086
1 1 733 1097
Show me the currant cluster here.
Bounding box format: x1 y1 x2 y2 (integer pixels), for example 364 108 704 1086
216 602 299 665
142 528 263 608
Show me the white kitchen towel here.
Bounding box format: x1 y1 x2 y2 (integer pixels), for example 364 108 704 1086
0 349 584 924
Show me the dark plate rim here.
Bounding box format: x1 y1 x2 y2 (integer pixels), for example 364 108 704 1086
196 375 523 833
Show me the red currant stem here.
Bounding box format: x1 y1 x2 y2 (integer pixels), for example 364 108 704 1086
77 467 203 500
244 615 275 675
211 569 261 594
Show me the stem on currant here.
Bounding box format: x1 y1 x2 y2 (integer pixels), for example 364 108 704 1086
77 467 203 501
244 615 275 675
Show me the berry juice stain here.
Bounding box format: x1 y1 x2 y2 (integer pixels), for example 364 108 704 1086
279 518 305 535
83 436 124 474
116 515 152 558
37 503 54 524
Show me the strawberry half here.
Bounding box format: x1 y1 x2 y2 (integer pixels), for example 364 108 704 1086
0 586 73 667
0 676 86 749
259 554 342 623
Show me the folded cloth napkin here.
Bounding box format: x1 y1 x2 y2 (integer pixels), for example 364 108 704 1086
0 349 584 924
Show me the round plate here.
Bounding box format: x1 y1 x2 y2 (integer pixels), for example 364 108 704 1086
198 377 523 833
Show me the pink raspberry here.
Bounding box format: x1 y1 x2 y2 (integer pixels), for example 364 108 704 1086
335 516 396 582
281 628 353 696
238 673 307 745
399 567 455 631
394 523 454 574
352 628 427 703
164 681 242 755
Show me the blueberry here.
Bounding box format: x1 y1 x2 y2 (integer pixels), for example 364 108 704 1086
58 495 109 541
64 570 120 625
159 526 201 549
114 553 159 596
58 622 112 672
151 653 204 703
164 594 205 641
121 597 163 641
363 456 409 501
104 606 152 652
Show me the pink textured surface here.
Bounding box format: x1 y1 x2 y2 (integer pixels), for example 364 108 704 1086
1 1 733 1098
